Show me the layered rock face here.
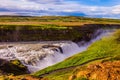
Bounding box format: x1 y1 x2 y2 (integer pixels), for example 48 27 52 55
0 24 119 42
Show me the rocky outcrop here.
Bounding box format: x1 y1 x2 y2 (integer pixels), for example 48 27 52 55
69 61 120 80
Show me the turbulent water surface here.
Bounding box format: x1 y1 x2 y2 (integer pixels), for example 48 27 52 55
0 29 113 72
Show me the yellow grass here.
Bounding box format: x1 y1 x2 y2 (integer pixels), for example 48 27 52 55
0 21 120 26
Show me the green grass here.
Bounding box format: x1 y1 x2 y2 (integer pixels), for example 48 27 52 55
0 24 68 30
33 29 120 77
74 77 88 80
44 69 73 80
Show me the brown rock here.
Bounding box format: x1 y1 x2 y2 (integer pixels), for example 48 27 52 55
71 61 120 80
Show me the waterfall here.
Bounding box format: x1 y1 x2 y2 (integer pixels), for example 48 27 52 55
0 29 113 72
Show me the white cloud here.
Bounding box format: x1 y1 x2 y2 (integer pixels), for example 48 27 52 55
0 12 18 15
0 0 119 18
25 0 63 4
112 5 120 14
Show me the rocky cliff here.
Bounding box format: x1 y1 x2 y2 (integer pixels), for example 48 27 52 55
0 24 120 42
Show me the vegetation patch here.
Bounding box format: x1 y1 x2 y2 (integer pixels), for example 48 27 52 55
0 59 28 75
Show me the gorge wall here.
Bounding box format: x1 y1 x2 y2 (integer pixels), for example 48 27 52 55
0 24 120 42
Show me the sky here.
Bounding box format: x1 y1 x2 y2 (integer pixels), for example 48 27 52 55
0 0 120 18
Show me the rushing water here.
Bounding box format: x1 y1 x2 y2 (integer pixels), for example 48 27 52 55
0 29 113 72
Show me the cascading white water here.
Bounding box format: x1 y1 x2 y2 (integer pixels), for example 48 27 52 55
0 29 113 72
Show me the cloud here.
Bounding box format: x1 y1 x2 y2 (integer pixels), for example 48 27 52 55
0 0 119 18
0 12 18 15
112 5 120 15
24 0 63 4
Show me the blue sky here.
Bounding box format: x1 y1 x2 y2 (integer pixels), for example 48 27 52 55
70 0 120 6
0 0 120 18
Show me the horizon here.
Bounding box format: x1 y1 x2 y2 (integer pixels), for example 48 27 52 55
0 0 120 19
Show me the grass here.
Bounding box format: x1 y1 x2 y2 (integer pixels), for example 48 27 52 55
33 29 120 78
74 77 88 80
44 69 73 80
0 24 68 30
0 16 120 26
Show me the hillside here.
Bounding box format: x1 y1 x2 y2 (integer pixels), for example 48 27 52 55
32 29 120 80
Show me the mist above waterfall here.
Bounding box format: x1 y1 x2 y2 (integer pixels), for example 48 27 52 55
0 29 114 72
